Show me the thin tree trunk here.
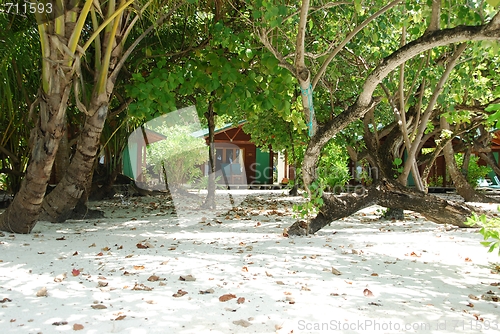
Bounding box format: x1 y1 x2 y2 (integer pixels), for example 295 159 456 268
203 101 216 209
440 117 494 203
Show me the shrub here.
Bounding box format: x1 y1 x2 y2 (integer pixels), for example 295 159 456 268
317 141 350 190
465 209 500 256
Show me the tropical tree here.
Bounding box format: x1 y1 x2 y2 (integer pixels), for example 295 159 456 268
244 0 500 235
40 0 187 223
0 15 39 194
0 1 97 233
127 1 297 207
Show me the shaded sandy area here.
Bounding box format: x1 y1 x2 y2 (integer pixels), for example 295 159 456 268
0 190 499 333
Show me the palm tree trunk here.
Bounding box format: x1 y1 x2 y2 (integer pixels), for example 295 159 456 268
0 77 72 233
41 103 108 222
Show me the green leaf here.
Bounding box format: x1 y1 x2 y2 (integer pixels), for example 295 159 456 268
354 0 362 13
485 104 500 112
486 0 500 7
393 158 403 166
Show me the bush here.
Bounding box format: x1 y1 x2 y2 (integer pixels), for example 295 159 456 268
455 154 492 187
317 141 350 191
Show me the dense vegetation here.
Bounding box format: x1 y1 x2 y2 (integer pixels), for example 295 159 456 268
1 0 500 252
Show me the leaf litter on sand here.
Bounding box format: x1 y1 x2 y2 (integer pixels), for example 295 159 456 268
2 191 500 333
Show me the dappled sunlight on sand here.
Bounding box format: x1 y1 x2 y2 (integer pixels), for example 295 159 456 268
1 190 499 333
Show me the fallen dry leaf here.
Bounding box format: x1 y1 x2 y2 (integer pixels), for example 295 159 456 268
469 294 479 300
237 297 245 304
73 323 84 330
91 304 107 309
132 283 153 291
72 269 80 276
465 257 472 262
54 273 67 282
0 298 12 303
331 267 341 275
148 275 160 282
173 289 188 297
219 293 237 302
115 315 126 321
371 273 379 277
242 266 249 272
56 236 66 241
276 281 285 285
36 287 48 297
179 275 196 282
136 243 148 249
97 281 108 287
52 321 68 326
133 265 145 270
265 271 273 277
363 288 374 297
199 289 215 294
233 319 252 327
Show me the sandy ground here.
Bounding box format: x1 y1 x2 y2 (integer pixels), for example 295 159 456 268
0 189 499 334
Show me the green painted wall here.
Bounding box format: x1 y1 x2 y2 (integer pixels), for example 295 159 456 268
488 152 499 181
255 148 272 184
122 145 135 179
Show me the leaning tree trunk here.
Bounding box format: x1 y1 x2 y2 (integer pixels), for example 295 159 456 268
40 103 108 222
286 178 477 236
0 66 72 233
441 117 495 203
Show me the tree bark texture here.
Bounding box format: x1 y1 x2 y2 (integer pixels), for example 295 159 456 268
440 117 496 203
0 56 72 232
41 104 109 222
203 102 216 209
286 178 477 236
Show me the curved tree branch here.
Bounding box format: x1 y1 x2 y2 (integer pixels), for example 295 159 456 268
302 12 500 189
312 0 403 89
